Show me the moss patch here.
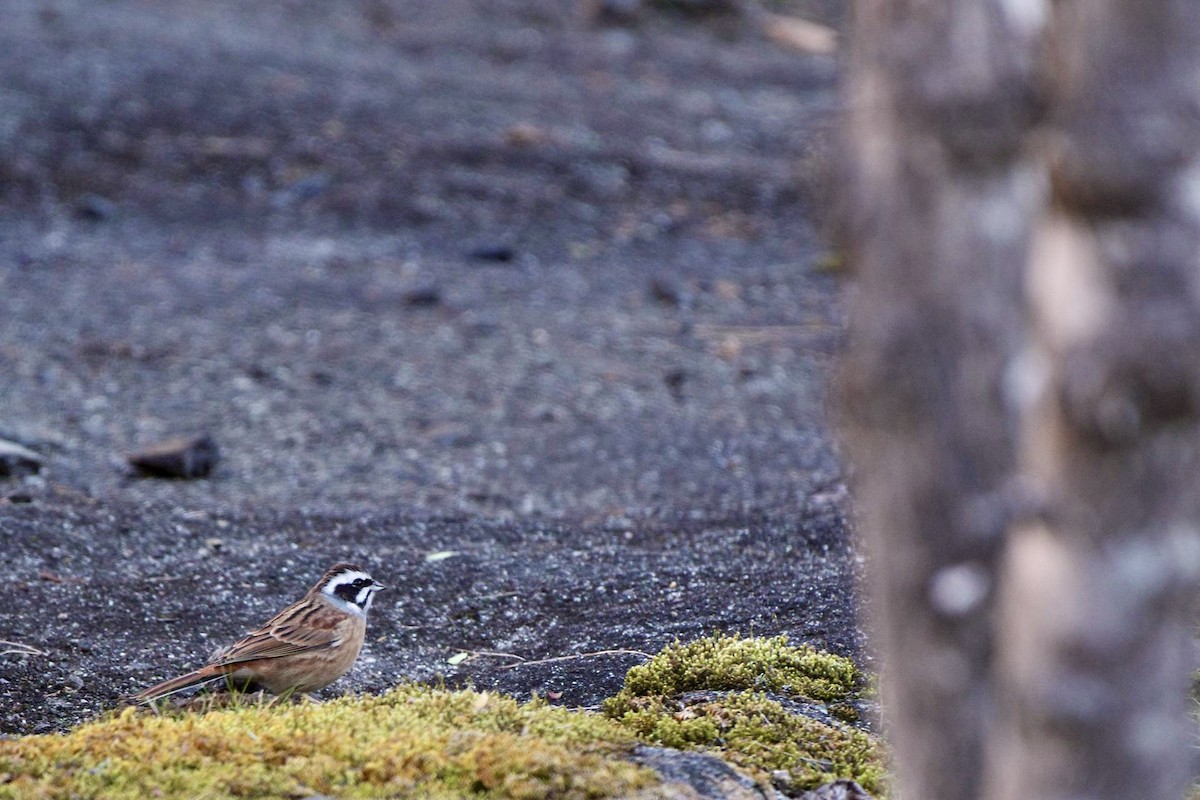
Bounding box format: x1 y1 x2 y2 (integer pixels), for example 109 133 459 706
0 686 659 799
605 634 861 709
0 636 887 799
603 634 887 795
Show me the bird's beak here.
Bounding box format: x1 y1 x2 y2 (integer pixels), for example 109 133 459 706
373 582 387 592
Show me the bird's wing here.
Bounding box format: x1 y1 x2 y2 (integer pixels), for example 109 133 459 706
209 596 345 666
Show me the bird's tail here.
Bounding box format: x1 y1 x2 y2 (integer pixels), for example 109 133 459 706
133 664 231 703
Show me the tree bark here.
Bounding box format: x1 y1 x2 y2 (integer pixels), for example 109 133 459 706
985 3 1200 798
839 1 1200 799
838 2 1041 798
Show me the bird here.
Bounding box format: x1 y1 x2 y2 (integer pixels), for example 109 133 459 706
134 563 385 702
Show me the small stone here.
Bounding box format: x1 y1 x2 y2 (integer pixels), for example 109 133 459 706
504 122 550 147
649 278 682 307
771 770 795 792
0 439 43 479
632 746 763 800
647 0 738 15
402 286 442 307
531 404 567 423
467 243 516 263
798 779 874 800
584 0 643 25
127 434 218 479
663 369 687 401
74 193 116 221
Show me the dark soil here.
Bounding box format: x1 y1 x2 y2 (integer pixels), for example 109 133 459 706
0 0 855 735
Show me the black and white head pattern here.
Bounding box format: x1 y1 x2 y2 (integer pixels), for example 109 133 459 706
320 563 385 614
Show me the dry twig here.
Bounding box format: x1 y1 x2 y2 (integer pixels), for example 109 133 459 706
497 649 653 670
1 639 46 657
449 649 528 664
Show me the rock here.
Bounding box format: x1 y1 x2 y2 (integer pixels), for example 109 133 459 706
663 368 687 401
504 122 551 147
797 779 873 800
127 434 218 479
467 243 516 263
584 0 643 26
402 286 442 307
631 746 772 800
649 277 683 307
0 438 43 479
74 193 117 221
772 774 874 799
644 0 738 16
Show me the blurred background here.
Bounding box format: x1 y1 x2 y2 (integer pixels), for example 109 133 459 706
0 0 845 519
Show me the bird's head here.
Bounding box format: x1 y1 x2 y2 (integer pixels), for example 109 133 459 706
318 563 386 614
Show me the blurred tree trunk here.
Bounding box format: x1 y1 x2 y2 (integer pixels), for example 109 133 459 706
839 2 1200 799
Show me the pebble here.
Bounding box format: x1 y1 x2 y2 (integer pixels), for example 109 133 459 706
648 278 682 306
402 286 442 307
797 779 874 800
0 439 43 479
127 434 219 479
74 193 116 221
467 243 516 263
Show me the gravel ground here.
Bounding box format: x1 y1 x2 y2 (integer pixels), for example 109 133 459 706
0 0 856 735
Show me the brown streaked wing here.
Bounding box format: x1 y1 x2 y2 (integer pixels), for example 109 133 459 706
208 598 343 666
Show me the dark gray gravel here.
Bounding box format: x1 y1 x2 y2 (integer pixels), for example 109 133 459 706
0 0 857 735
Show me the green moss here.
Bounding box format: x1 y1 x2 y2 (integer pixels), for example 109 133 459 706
0 686 660 800
0 635 888 798
619 691 884 793
604 634 861 714
603 634 886 795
